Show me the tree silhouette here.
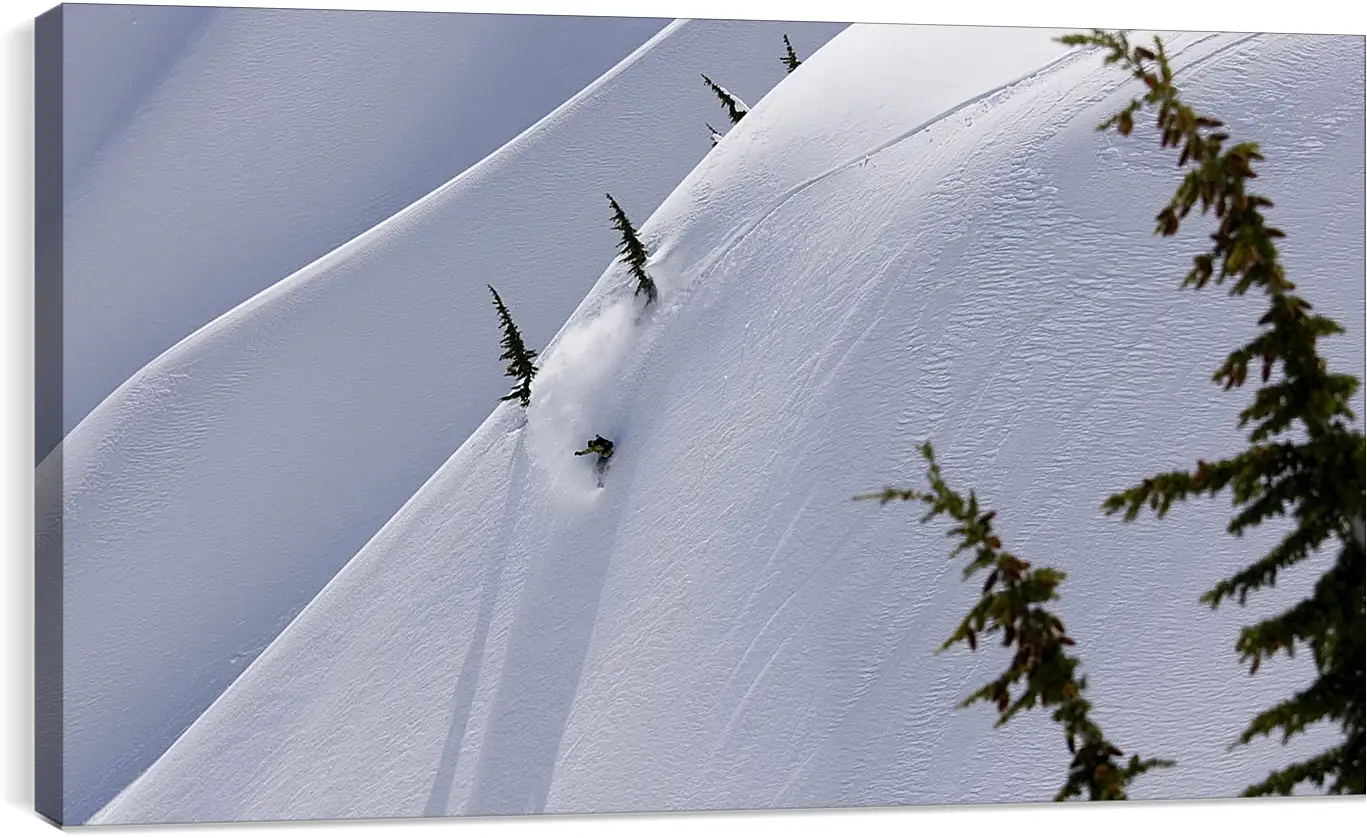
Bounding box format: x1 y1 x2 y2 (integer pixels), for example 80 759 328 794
862 29 1364 799
606 193 658 305
781 34 803 73
1063 28 1365 797
859 445 1172 800
701 73 749 126
488 284 538 408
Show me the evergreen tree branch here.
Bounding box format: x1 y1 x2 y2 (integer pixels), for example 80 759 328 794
1061 29 1366 795
701 74 749 125
1241 742 1361 797
487 285 538 408
858 443 1172 800
606 193 659 305
781 34 803 73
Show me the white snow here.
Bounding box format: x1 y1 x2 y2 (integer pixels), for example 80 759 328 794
47 5 669 456
57 4 213 197
91 25 1364 824
41 17 846 825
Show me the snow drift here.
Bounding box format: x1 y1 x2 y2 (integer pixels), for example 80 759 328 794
46 4 669 456
41 17 845 825
96 26 1365 824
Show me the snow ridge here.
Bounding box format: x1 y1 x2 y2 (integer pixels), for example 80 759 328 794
48 17 847 825
50 6 671 454
92 24 1365 826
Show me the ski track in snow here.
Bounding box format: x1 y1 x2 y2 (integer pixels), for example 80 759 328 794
89 25 1364 824
693 31 1249 306
48 17 847 824
537 31 1246 502
423 437 529 817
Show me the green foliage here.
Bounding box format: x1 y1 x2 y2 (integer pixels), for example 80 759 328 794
701 73 749 126
1059 29 1365 796
858 444 1172 800
487 285 538 408
781 34 803 73
606 193 658 305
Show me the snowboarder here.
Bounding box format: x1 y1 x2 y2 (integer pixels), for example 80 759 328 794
574 435 615 486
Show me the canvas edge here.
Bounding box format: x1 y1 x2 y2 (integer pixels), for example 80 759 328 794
34 1 64 828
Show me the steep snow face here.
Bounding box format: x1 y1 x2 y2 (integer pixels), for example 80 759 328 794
47 5 670 457
42 18 846 825
57 4 213 210
96 26 1364 824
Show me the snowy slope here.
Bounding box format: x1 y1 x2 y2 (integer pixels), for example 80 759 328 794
56 4 212 208
41 18 846 825
96 26 1365 824
46 5 669 457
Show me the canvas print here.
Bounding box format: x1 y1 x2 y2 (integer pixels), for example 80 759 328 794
34 2 1365 827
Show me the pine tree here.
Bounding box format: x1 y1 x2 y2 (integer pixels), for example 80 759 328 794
707 122 725 148
487 284 538 408
701 73 749 126
860 29 1364 801
859 445 1172 800
1057 29 1365 797
606 193 658 305
780 34 803 73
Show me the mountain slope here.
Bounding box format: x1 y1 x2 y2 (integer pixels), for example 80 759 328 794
41 17 846 825
55 3 212 212
46 5 670 457
96 26 1364 824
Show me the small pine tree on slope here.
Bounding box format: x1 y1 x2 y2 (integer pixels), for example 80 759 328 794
488 284 538 408
701 73 749 126
707 122 725 148
781 34 803 73
606 193 658 305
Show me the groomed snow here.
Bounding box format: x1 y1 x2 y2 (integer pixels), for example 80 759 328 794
43 17 845 824
95 26 1364 823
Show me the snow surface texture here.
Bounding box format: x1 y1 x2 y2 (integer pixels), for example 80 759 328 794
95 25 1365 824
41 17 846 825
45 4 670 457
